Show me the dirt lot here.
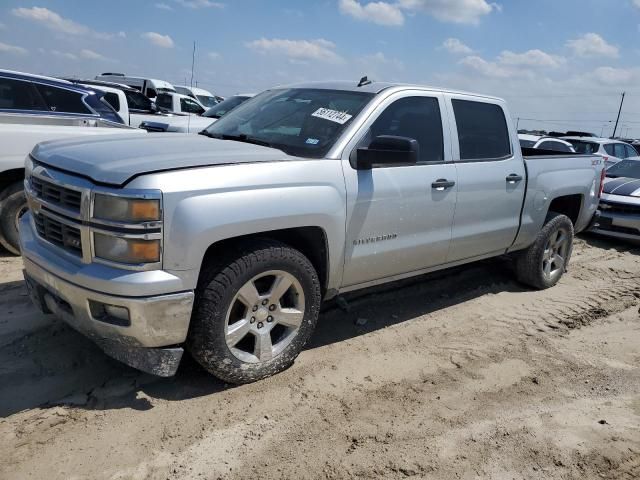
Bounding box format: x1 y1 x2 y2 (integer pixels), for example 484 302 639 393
0 235 639 480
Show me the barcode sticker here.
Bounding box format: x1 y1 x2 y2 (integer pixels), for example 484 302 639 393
311 108 353 125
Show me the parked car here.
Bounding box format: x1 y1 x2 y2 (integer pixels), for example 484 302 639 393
20 81 603 382
139 94 254 133
94 73 175 100
519 134 576 153
66 79 184 128
155 92 206 115
590 158 640 242
562 136 638 168
173 85 219 108
0 70 145 254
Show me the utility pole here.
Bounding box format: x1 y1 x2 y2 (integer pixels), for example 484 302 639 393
612 92 625 138
190 41 196 88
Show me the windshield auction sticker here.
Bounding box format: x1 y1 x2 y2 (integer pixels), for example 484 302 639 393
311 108 353 125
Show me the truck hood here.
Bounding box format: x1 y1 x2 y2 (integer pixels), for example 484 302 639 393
603 177 640 197
32 133 296 186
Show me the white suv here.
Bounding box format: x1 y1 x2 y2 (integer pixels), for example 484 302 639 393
563 137 638 168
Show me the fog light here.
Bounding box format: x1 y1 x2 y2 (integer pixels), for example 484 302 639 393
89 300 131 326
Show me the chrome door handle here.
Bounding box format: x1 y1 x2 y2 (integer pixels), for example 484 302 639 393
506 174 523 183
431 179 456 190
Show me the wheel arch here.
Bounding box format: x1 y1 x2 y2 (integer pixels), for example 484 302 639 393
547 194 583 226
0 168 25 196
200 226 330 297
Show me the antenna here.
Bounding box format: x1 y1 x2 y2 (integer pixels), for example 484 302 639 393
357 76 372 87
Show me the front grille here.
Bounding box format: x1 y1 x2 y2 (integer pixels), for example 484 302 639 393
33 213 82 255
600 201 640 216
31 176 82 212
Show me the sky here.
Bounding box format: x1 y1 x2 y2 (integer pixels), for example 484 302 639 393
2 0 640 137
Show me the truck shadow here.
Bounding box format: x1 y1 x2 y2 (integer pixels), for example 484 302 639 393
578 232 640 255
0 257 526 417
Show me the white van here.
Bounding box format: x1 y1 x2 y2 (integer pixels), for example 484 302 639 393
95 73 175 100
174 85 219 108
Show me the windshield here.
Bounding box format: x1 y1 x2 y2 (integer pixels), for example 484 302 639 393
203 96 251 119
606 159 640 179
519 139 535 148
204 88 374 158
197 95 218 108
566 140 600 154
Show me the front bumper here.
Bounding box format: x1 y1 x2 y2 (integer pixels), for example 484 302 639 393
20 214 195 377
590 205 640 243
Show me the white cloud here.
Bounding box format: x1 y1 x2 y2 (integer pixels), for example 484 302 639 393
497 49 565 68
566 33 618 58
80 49 107 60
155 2 173 10
0 22 5 29
459 55 516 78
175 0 224 8
398 0 495 25
591 66 637 86
12 7 125 40
442 38 473 55
459 47 562 78
141 32 175 48
246 38 343 63
633 0 640 7
0 42 28 55
208 51 221 60
51 50 78 61
338 0 404 26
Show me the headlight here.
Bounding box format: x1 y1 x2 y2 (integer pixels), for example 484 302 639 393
25 156 34 178
94 233 160 264
93 194 160 223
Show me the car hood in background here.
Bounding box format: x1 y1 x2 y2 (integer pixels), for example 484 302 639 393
31 134 297 186
603 177 640 196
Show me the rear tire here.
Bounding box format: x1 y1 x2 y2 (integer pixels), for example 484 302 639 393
516 212 574 290
0 182 27 255
187 240 321 384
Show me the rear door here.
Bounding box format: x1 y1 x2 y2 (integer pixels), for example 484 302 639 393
341 91 458 287
445 96 526 262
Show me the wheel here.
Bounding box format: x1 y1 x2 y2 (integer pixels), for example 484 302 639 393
188 240 321 384
0 182 27 255
516 212 574 290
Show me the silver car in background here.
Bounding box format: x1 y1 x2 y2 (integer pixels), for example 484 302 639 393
591 159 640 242
563 136 638 168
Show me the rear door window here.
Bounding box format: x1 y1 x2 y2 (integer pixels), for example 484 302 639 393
624 144 638 158
35 84 91 114
613 144 626 159
452 99 511 160
0 77 47 111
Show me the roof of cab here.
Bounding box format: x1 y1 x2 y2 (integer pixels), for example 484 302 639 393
0 69 99 94
277 80 504 101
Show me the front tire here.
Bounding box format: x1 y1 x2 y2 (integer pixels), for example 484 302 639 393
0 182 27 255
516 212 574 290
188 240 321 384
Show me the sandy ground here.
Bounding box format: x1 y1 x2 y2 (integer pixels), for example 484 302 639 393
0 234 639 480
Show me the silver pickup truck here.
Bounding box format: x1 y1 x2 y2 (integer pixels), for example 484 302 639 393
20 81 605 383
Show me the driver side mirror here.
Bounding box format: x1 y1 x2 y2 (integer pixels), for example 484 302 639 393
147 88 157 99
354 135 419 170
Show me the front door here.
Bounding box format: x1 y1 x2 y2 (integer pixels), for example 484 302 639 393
341 92 458 288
